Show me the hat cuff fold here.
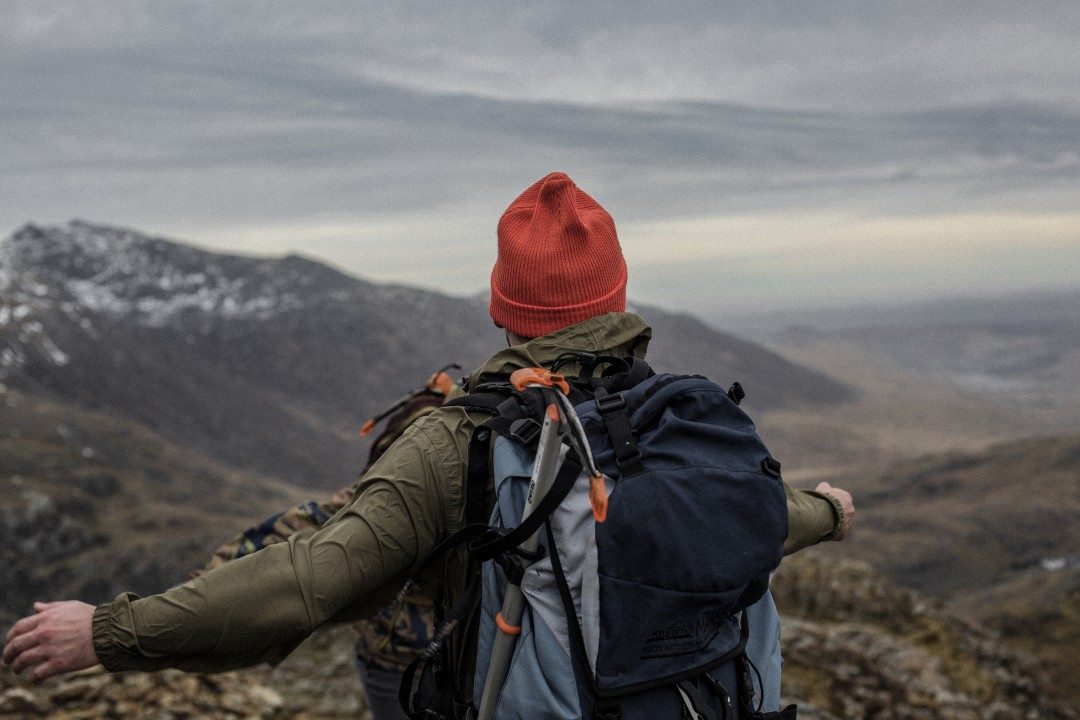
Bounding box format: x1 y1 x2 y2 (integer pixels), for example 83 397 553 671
490 261 627 338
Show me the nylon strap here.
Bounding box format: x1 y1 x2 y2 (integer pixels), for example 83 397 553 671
595 388 644 477
444 391 507 414
470 453 582 563
399 574 481 719
466 427 493 527
546 522 600 696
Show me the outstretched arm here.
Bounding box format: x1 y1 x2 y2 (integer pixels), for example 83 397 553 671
196 487 355 577
196 389 452 576
783 481 856 554
4 492 355 681
813 482 854 541
2 414 468 681
4 602 98 682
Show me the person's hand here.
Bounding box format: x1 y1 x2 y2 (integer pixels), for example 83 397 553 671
815 482 855 541
3 601 99 682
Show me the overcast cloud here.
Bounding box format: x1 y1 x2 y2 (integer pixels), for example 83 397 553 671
2 1 1078 316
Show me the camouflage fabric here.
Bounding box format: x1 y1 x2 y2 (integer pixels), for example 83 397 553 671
201 490 350 572
198 391 450 672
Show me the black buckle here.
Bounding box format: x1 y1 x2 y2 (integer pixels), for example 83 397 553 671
596 392 626 413
761 457 782 478
509 418 541 446
595 698 622 720
493 545 547 585
727 382 745 405
496 396 522 417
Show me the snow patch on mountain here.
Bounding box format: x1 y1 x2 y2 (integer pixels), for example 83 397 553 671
0 221 341 328
0 273 70 377
1 220 388 378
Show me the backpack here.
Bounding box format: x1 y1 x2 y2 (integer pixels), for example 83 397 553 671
360 363 462 466
401 353 797 720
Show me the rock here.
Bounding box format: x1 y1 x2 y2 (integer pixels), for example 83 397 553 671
47 673 110 702
246 685 284 712
2 554 1075 719
773 554 1079 720
217 690 248 714
0 687 53 715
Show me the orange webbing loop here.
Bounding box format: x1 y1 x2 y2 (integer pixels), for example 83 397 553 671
588 474 609 523
495 611 522 636
358 419 377 437
509 368 570 394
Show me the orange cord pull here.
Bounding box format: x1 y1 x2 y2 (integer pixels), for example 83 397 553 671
426 370 455 395
588 474 608 523
509 367 570 394
359 419 377 437
495 611 522 636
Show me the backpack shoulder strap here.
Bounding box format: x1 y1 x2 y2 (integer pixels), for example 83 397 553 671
594 383 645 478
443 383 547 530
400 390 512 573
447 385 550 447
606 356 654 391
588 358 655 478
444 390 506 415
465 424 492 528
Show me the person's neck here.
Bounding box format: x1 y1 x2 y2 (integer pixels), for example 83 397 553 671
505 330 533 347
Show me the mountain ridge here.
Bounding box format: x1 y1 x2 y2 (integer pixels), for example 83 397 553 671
1 220 855 489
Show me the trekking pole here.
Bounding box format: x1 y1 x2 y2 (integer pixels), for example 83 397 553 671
359 363 461 437
475 368 570 720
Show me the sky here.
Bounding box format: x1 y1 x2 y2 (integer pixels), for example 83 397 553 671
2 1 1079 318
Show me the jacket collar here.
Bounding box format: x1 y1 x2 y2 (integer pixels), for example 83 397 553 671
467 312 652 388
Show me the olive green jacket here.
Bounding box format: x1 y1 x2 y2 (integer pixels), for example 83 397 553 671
92 312 840 674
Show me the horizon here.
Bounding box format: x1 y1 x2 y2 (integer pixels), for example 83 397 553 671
3 3 1079 317
6 218 1078 329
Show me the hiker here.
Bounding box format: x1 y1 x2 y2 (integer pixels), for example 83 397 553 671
4 172 855 718
193 365 461 720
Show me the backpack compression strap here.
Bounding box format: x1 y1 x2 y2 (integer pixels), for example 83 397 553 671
399 576 480 720
400 384 584 720
405 385 569 584
594 386 644 477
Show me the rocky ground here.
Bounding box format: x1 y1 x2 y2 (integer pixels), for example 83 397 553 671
772 553 1077 720
3 553 1076 720
0 627 368 720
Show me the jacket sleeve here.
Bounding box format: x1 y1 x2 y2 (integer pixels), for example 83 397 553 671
783 484 842 555
92 417 459 673
193 486 357 577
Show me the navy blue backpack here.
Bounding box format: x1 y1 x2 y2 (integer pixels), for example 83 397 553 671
402 354 797 720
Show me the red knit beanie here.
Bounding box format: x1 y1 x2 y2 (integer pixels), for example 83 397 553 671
490 172 628 338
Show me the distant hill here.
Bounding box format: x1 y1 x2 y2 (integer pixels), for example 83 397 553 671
0 389 308 627
0 221 853 490
743 288 1080 411
835 432 1080 594
828 433 1080 703
719 287 1080 334
778 320 1080 409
